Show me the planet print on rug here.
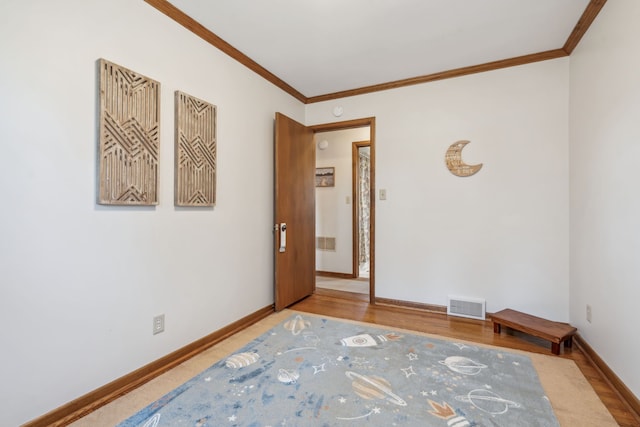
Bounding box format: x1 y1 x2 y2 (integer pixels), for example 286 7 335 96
345 371 407 406
117 314 560 426
225 352 260 369
439 356 488 375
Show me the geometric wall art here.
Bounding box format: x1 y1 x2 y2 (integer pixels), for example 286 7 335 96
98 58 160 205
445 140 483 177
174 91 217 206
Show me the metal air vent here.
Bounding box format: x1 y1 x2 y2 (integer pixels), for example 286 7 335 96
447 296 486 320
316 237 336 251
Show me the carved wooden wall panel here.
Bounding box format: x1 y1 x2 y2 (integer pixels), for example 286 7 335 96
98 59 160 205
175 91 217 206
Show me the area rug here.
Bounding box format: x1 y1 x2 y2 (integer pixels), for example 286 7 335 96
117 313 563 426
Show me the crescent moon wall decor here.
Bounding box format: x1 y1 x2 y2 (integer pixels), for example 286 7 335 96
445 140 483 177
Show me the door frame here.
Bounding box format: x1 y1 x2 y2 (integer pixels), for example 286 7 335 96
310 117 376 304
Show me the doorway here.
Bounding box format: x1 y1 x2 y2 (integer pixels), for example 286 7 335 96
312 120 375 302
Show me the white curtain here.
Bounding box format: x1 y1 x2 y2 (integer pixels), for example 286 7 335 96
358 150 370 266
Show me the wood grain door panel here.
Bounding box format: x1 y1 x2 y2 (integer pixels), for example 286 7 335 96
274 113 315 310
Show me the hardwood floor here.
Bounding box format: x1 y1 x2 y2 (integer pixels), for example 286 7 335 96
292 289 640 427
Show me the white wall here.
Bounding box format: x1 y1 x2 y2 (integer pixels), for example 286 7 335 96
315 128 369 274
569 1 640 399
0 1 303 425
307 59 570 320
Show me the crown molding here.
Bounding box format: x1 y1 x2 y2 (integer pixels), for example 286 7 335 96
145 0 607 104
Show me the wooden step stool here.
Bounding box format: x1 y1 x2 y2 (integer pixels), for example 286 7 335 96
492 309 577 355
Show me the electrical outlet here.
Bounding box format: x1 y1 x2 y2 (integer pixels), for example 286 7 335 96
153 314 165 335
586 305 592 323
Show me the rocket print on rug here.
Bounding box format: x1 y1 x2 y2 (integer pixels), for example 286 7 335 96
340 332 402 347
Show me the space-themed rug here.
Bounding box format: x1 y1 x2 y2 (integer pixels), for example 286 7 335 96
117 314 560 427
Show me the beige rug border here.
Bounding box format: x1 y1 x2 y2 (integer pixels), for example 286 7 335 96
71 309 618 426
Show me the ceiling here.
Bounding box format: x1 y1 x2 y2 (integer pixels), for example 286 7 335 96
150 0 605 102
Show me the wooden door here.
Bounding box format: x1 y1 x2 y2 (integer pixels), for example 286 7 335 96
274 113 316 311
